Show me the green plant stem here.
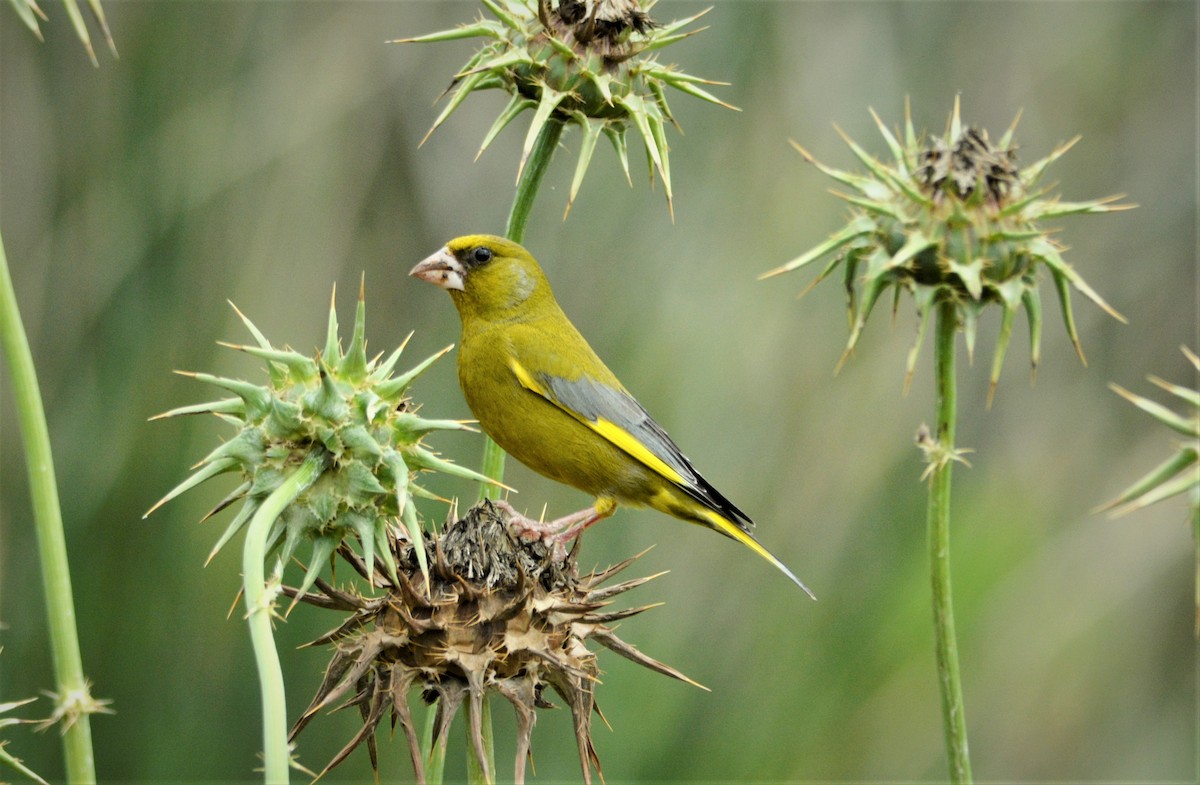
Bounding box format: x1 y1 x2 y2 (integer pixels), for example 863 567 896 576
1193 502 1199 637
928 301 972 784
464 113 565 785
477 117 565 503
242 453 326 784
505 118 564 245
465 694 496 785
421 703 447 785
0 231 97 783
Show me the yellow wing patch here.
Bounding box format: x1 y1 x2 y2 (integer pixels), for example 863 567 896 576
509 357 548 396
509 358 688 486
589 417 688 486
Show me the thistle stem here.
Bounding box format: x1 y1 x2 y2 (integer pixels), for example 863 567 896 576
421 703 447 785
242 452 326 784
0 230 97 783
928 300 973 784
466 103 565 785
477 116 564 502
465 694 496 785
1193 501 1199 637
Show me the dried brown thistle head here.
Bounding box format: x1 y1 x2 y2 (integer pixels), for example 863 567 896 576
286 499 700 783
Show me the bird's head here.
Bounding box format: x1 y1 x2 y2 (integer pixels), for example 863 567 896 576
411 235 553 322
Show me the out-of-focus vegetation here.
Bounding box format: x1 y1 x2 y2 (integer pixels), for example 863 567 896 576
1 2 1194 782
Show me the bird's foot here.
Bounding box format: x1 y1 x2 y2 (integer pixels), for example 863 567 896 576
493 499 615 561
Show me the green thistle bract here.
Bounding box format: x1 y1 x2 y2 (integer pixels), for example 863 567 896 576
763 98 1132 403
1100 346 1200 518
147 287 498 592
394 0 737 217
8 0 117 66
1099 346 1199 633
0 691 48 785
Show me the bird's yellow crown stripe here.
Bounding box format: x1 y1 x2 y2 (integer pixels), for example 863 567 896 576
509 359 688 486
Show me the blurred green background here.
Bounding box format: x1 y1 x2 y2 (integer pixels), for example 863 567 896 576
1 1 1195 782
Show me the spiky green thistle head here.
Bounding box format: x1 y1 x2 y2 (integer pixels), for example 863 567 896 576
394 0 738 217
762 97 1133 404
147 286 498 594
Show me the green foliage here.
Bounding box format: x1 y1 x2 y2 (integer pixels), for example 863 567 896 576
0 3 1193 782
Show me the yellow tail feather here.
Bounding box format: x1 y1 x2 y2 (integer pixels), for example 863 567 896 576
703 511 816 600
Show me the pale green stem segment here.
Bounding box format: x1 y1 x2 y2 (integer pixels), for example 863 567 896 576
243 452 327 784
465 694 496 785
928 301 973 785
0 230 97 783
477 117 564 501
1193 503 1199 637
505 117 565 245
466 109 565 785
421 704 447 785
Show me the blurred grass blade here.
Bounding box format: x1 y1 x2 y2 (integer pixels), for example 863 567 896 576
83 0 116 58
1110 383 1197 438
1099 447 1198 515
0 230 98 780
9 0 46 39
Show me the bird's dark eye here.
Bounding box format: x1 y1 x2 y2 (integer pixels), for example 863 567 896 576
471 247 493 265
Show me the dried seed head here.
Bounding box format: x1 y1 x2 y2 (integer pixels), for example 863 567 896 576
915 126 1019 205
394 0 738 217
764 97 1133 403
547 0 655 56
288 499 698 784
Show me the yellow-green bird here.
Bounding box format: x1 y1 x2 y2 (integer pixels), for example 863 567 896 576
411 234 813 597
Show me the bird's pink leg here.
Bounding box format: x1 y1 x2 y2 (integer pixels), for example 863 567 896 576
493 498 617 554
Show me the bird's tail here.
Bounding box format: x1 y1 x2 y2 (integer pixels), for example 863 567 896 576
702 510 816 600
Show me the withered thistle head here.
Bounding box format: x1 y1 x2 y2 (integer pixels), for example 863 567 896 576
394 0 738 216
763 97 1133 403
288 499 700 784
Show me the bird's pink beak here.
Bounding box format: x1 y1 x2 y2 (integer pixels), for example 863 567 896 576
410 247 465 291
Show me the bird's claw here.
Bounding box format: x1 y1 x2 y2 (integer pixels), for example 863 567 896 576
492 499 604 562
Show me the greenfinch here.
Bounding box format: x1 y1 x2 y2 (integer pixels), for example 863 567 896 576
411 234 813 597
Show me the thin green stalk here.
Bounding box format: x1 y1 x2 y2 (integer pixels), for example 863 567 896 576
421 703 447 785
1193 502 1199 637
242 453 326 784
505 117 564 245
464 111 565 785
465 694 496 785
928 301 972 784
477 432 508 503
0 231 97 783
477 116 566 503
